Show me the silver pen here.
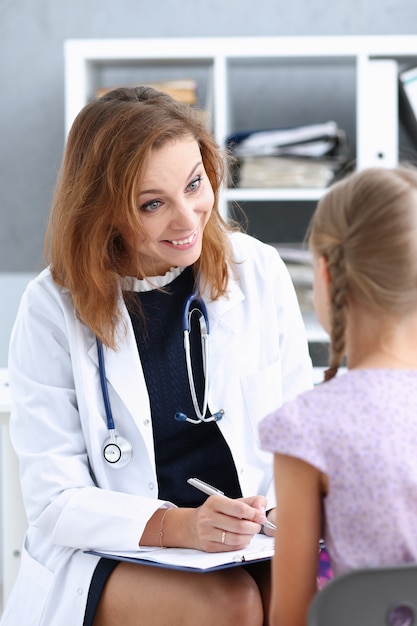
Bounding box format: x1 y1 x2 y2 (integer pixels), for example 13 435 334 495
187 477 277 531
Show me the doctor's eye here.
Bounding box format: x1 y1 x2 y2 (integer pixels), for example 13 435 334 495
187 176 202 192
140 199 162 212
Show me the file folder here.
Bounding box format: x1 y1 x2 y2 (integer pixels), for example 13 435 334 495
86 533 274 572
356 58 398 169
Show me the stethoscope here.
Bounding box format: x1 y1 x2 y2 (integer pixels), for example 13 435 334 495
97 289 224 468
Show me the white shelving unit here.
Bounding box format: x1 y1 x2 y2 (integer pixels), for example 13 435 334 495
64 35 417 217
64 36 417 357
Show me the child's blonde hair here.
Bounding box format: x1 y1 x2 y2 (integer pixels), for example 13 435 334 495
309 166 417 380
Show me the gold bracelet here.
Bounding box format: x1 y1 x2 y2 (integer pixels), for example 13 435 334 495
159 508 171 548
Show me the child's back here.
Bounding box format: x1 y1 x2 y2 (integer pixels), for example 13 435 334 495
260 368 417 576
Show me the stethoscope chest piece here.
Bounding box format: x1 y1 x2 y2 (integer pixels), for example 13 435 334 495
102 433 132 469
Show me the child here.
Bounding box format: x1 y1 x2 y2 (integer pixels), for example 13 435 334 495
259 166 417 626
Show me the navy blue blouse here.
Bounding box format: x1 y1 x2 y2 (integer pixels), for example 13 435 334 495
126 266 242 507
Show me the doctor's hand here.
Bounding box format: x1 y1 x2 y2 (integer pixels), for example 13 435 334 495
191 494 268 553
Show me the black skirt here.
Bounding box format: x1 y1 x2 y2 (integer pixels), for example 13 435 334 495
83 558 119 625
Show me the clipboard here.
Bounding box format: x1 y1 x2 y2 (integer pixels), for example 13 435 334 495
85 533 274 573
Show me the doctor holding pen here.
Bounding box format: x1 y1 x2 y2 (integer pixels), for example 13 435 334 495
3 86 312 626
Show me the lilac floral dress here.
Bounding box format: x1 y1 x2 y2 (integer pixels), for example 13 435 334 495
259 369 417 579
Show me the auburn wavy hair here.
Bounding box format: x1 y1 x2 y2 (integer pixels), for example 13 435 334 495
45 86 237 348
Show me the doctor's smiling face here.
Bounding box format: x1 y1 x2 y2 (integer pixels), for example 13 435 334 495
122 135 215 278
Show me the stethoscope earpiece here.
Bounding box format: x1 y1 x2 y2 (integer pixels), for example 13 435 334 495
174 409 224 424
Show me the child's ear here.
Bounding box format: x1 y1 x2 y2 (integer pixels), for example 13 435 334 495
318 256 331 309
318 255 331 287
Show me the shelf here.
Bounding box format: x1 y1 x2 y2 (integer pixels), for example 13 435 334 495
225 187 327 203
64 36 417 232
65 35 417 139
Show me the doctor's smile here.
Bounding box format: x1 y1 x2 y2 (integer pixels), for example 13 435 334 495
165 229 198 248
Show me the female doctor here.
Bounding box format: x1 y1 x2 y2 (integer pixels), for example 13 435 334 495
3 86 312 626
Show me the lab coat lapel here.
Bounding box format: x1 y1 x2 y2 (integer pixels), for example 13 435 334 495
204 275 244 331
203 275 245 382
88 312 151 430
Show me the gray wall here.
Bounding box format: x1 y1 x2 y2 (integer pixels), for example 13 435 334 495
2 0 417 273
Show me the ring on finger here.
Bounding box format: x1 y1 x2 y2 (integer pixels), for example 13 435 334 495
221 530 226 544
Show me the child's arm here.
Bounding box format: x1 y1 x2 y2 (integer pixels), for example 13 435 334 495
270 453 325 626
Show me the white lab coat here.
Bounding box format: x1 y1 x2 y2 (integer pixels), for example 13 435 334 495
1 232 312 625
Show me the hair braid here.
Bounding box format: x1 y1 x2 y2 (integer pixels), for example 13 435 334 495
309 166 417 382
325 245 349 382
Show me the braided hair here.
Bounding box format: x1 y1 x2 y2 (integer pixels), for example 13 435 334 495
308 165 417 382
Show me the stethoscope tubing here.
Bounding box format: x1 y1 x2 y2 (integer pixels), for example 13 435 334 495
97 286 223 467
183 290 210 422
96 336 115 431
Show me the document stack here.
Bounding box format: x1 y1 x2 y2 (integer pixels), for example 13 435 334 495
227 121 350 188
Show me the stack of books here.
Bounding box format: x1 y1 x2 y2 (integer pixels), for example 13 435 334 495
96 78 199 104
227 121 350 188
96 78 209 127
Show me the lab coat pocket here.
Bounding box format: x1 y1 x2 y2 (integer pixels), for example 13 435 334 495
241 360 283 440
1 547 54 625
